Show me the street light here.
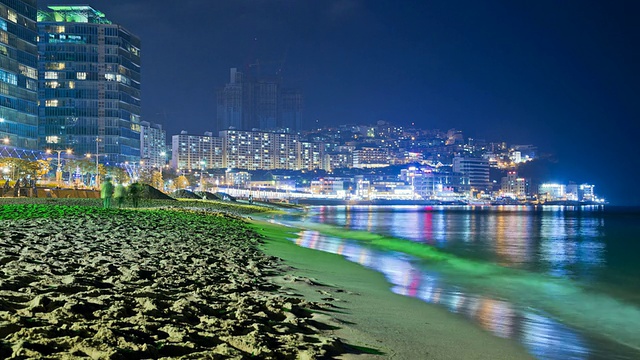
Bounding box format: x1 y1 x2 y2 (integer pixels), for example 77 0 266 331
46 148 72 186
89 137 102 188
200 159 206 191
86 152 103 188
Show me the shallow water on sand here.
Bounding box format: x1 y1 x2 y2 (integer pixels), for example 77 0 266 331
272 205 640 360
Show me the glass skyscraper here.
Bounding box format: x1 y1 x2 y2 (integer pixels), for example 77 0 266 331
0 0 38 151
37 6 141 164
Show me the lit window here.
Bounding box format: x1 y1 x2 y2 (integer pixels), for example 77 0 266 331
7 10 17 23
46 62 65 71
19 65 38 79
46 136 60 144
77 72 87 80
68 81 75 89
44 72 58 80
45 100 59 107
0 70 17 85
45 81 59 89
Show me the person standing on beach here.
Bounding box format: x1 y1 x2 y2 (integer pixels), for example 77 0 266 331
101 177 114 208
129 182 142 208
114 182 126 208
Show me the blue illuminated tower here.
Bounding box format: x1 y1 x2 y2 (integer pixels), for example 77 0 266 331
0 0 38 151
37 6 141 164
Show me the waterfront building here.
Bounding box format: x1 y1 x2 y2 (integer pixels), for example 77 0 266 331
452 156 491 192
171 131 224 170
38 6 142 164
400 166 453 199
353 146 390 168
140 121 166 169
579 184 595 201
310 178 345 196
566 183 596 202
0 0 38 151
538 183 566 201
370 180 413 199
216 67 303 132
500 171 529 198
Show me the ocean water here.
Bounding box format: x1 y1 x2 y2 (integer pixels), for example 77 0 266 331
271 205 640 360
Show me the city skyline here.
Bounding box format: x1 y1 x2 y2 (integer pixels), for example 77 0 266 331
29 1 640 204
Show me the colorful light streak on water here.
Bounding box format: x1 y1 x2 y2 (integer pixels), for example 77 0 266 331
271 205 640 359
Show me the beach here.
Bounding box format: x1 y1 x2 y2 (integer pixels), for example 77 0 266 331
0 199 532 359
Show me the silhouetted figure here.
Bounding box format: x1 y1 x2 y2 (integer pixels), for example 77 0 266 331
114 183 126 208
101 177 114 208
1 179 8 197
13 179 20 197
129 182 142 208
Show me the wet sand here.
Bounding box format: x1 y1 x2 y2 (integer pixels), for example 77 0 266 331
253 221 534 359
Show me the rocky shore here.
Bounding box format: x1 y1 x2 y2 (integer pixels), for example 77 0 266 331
0 204 342 359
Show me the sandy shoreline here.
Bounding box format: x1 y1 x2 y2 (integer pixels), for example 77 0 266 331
1 200 533 359
0 204 342 358
253 220 534 360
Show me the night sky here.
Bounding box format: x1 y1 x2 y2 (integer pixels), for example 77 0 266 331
41 0 640 205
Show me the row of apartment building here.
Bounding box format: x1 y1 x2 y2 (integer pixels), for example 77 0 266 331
171 130 396 171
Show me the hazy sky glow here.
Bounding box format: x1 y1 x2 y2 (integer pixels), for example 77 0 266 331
42 0 640 204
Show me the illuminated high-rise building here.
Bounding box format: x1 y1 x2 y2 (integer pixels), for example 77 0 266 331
37 6 141 164
140 121 166 169
0 0 38 151
452 156 491 192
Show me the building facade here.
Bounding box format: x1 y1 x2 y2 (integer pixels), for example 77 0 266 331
0 0 38 151
171 131 225 170
221 129 301 170
140 120 166 169
500 171 528 197
452 156 491 192
38 6 142 164
170 129 324 171
353 147 390 168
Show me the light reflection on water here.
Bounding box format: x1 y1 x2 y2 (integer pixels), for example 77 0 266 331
276 206 640 360
310 205 610 283
293 230 617 360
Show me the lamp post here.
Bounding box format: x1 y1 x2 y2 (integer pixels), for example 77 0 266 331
200 159 206 191
89 137 102 188
46 149 72 186
86 153 99 188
